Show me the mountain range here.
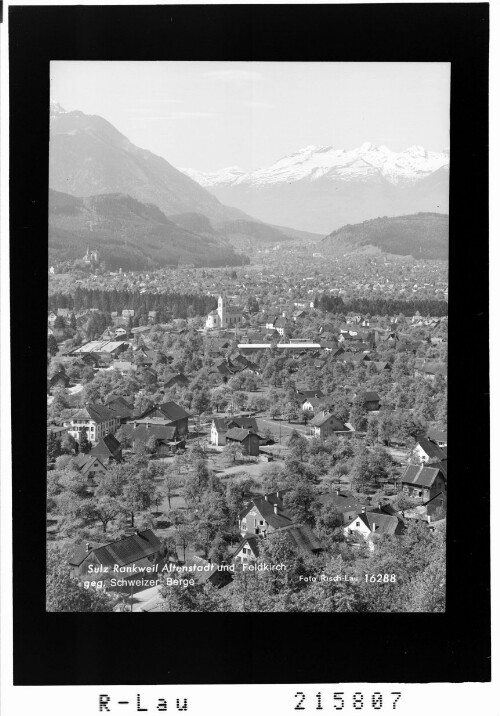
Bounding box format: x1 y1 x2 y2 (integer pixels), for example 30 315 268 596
49 104 309 268
182 143 449 234
321 213 449 260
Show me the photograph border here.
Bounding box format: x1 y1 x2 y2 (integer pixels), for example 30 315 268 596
9 2 490 686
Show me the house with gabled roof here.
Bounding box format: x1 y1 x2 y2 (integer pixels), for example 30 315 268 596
121 421 184 456
90 433 122 463
225 427 262 456
310 411 353 439
400 463 447 502
73 453 108 487
412 438 447 464
105 396 134 423
211 415 259 447
68 529 162 580
232 523 322 565
239 491 293 535
425 428 447 448
62 404 121 445
344 509 405 550
138 401 191 436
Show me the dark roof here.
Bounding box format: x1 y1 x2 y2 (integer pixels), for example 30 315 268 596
229 416 259 432
318 492 365 514
310 412 349 430
212 418 229 433
426 428 447 443
226 427 262 442
280 523 323 554
361 391 380 402
233 535 261 558
63 404 116 424
73 453 106 476
68 542 103 567
416 438 447 460
241 494 294 530
92 530 161 569
296 389 325 400
401 464 445 488
91 433 122 459
163 372 189 386
141 401 191 422
121 423 178 442
358 512 402 535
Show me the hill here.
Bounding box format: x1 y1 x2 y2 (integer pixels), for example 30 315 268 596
321 213 449 260
212 219 296 250
49 190 248 270
49 104 245 224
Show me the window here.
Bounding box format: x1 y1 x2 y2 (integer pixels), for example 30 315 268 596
241 520 247 530
355 521 360 527
259 520 264 526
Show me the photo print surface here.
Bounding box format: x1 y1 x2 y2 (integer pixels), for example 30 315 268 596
47 61 450 613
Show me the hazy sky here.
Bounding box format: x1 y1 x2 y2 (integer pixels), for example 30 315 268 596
51 61 450 172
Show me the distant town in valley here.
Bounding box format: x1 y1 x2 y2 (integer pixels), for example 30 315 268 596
47 64 448 612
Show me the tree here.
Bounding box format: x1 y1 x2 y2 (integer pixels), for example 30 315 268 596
48 334 59 357
174 523 194 562
283 481 319 526
82 496 122 533
60 432 78 455
222 442 242 465
54 315 66 332
121 468 158 526
47 432 62 463
78 426 92 454
46 545 114 612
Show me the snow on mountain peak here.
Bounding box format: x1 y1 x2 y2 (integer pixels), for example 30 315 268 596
182 142 449 189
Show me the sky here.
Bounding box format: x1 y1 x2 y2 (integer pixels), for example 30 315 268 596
51 61 450 173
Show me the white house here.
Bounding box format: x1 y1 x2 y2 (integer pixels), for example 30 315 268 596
63 404 121 445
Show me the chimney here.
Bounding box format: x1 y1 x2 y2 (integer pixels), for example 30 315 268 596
378 502 383 510
276 490 281 499
134 421 137 429
273 504 278 515
336 489 340 496
264 495 268 501
86 542 91 552
361 506 366 513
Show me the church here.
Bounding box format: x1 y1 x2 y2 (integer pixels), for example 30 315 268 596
205 295 243 330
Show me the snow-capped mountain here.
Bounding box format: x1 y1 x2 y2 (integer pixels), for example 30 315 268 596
182 142 449 188
181 143 449 233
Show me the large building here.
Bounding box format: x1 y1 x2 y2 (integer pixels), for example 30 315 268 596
205 295 243 330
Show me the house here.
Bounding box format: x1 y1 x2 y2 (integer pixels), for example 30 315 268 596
70 340 128 359
48 370 70 393
68 529 162 581
423 492 447 521
122 420 185 455
138 401 191 436
344 509 405 549
318 490 366 525
426 428 447 448
412 438 447 464
122 309 135 318
292 310 307 321
373 361 391 372
239 491 293 535
62 404 121 445
352 391 380 411
301 396 324 413
148 310 158 323
210 416 259 447
90 433 123 463
105 396 135 423
274 316 290 336
225 427 262 456
232 523 322 564
400 464 447 502
163 373 189 390
296 389 324 403
310 411 352 439
73 453 108 487
414 362 447 382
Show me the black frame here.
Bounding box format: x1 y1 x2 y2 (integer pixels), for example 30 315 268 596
10 3 489 685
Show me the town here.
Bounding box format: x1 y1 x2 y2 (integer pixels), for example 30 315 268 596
47 250 447 613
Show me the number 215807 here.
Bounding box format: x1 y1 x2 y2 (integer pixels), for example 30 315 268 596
294 692 402 711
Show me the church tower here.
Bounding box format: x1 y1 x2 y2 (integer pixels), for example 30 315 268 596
217 295 226 328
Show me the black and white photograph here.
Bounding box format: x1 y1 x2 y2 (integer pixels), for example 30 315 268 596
46 60 450 613
6 2 491 696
